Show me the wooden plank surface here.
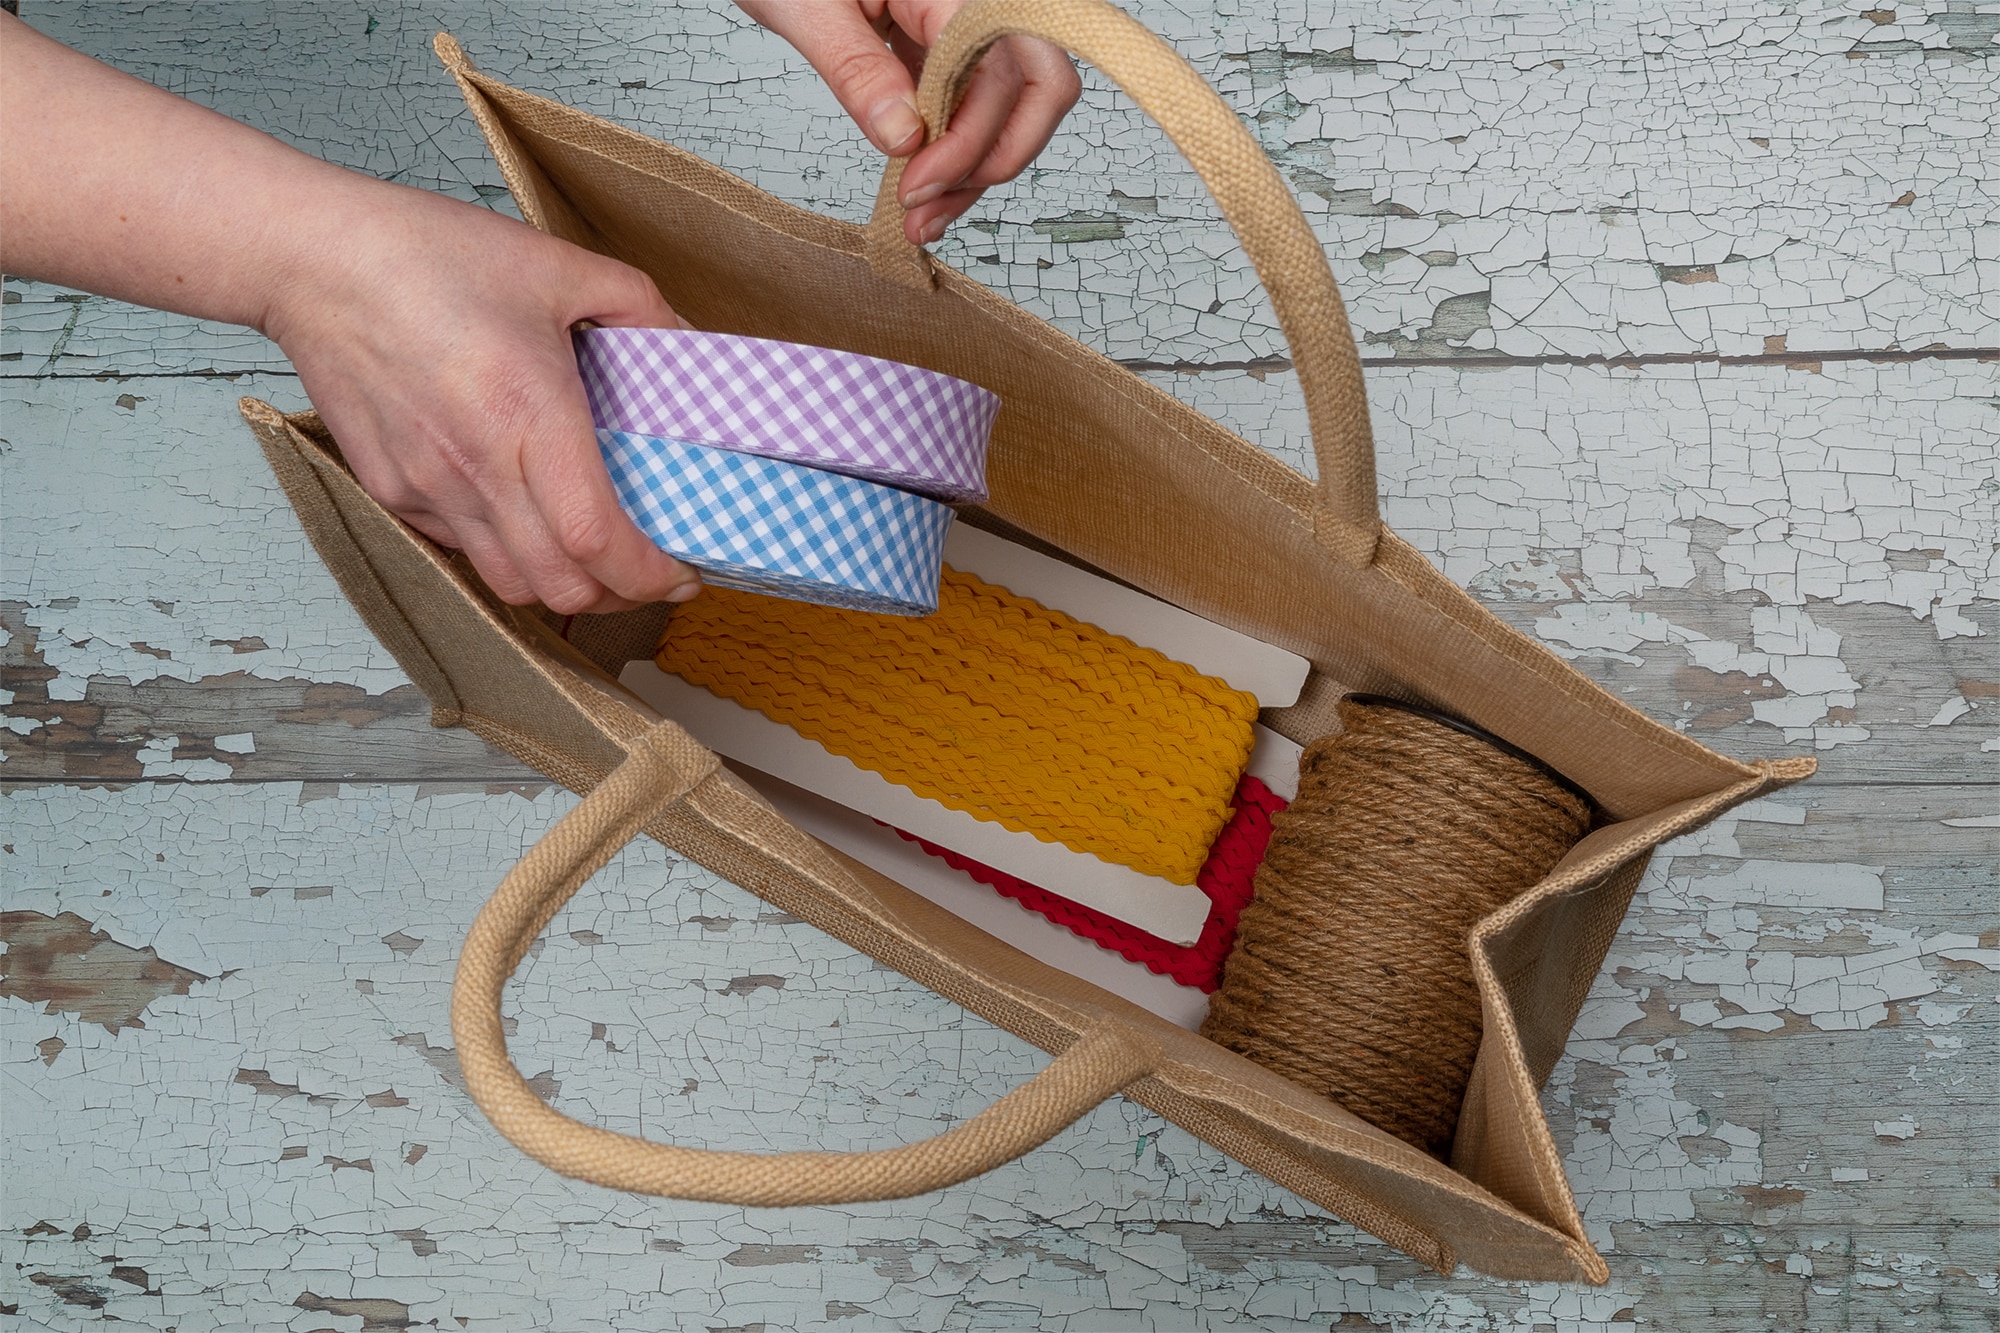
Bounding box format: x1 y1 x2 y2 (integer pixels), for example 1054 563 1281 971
3 3 1994 1329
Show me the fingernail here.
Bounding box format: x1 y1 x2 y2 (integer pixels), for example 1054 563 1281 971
900 179 947 210
868 94 923 155
918 214 949 245
666 578 703 604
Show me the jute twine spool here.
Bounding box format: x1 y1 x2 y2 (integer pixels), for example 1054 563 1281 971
1200 694 1594 1158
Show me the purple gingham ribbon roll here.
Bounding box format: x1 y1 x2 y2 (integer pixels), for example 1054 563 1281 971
576 328 998 504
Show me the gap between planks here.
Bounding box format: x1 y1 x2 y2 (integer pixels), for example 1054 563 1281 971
1121 346 2000 373
6 346 1997 383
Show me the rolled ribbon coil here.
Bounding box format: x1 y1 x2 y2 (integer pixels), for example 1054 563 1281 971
599 429 955 616
578 327 999 503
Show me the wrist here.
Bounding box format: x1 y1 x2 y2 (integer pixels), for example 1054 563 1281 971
253 168 437 347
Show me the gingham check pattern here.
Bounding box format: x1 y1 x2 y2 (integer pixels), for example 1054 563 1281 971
599 429 954 616
578 328 997 504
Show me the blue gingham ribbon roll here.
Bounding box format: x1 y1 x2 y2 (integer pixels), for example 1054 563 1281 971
599 429 955 616
577 327 997 503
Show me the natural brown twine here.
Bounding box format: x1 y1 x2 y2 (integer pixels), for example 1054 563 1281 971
1201 695 1594 1158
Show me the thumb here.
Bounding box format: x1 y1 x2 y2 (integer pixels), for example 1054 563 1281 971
567 249 686 331
745 3 924 155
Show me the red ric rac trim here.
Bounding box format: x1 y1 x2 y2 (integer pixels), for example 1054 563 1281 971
889 775 1287 992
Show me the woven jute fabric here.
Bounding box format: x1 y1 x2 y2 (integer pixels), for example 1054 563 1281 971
238 0 1814 1282
449 719 1161 1204
1201 699 1593 1158
886 0 1382 566
654 571 1259 884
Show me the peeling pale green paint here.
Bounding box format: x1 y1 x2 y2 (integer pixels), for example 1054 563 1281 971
1 1 1994 1328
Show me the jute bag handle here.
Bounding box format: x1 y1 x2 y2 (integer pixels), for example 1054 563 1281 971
452 721 1161 1202
867 0 1382 567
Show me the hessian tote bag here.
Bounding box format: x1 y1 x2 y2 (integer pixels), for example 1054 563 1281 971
236 0 1814 1282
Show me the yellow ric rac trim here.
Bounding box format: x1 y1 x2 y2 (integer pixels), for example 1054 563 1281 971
655 568 1260 885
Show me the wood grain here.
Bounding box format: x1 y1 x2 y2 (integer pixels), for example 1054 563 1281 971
2 2 1992 1329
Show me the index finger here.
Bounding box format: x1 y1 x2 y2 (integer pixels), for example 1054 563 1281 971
967 35 1080 186
901 35 1078 240
519 406 703 609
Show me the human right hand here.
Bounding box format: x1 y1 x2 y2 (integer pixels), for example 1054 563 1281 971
265 185 704 614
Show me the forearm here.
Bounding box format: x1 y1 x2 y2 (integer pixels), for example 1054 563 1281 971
1 12 405 335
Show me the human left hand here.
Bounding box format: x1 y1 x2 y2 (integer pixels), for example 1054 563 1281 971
740 1 1080 245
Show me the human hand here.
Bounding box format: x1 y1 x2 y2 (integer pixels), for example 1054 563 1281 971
3 15 700 617
741 1 1080 245
265 183 703 614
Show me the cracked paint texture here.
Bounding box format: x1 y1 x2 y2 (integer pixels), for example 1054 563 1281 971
3 782 1992 1328
3 2 1994 375
1143 358 1996 759
3 1 1995 1329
